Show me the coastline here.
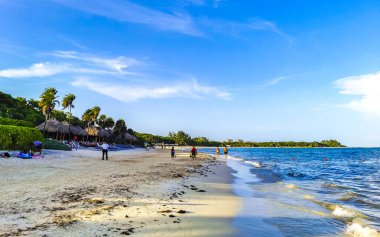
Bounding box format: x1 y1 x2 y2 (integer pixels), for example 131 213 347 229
0 149 241 236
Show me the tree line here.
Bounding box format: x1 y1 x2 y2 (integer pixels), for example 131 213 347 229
135 130 345 147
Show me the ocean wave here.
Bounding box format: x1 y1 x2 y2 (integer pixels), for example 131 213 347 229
321 182 348 189
311 200 366 220
244 160 262 168
332 206 357 218
287 171 307 178
346 222 380 237
339 192 358 201
285 184 297 189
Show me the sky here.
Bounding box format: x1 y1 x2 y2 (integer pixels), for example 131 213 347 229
1 0 380 146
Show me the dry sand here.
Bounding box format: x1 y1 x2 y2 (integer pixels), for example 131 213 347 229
0 149 241 237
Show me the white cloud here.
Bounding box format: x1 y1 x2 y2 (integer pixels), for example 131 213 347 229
51 50 142 74
54 0 201 36
72 77 231 102
265 76 286 86
335 71 380 117
0 62 70 78
0 51 142 78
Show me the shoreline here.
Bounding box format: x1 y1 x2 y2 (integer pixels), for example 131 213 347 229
0 149 241 236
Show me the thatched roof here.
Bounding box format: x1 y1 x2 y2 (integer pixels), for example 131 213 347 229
85 126 99 136
98 128 109 138
106 129 113 137
36 118 69 134
61 121 81 135
75 125 88 136
125 132 137 141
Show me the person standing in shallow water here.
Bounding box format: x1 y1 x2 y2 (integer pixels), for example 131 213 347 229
101 142 109 160
223 145 228 159
215 146 220 159
171 146 175 159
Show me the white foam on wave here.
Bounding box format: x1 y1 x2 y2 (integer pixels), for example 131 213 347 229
346 223 380 237
332 206 357 218
285 184 297 189
244 160 262 168
228 156 244 162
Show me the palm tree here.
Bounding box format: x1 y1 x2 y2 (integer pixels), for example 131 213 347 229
98 114 107 128
90 106 101 125
104 117 115 129
38 87 60 136
81 109 92 128
62 93 76 140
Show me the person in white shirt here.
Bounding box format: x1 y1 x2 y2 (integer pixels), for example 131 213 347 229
101 142 109 160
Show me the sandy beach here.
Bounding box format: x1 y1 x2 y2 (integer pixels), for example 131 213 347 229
0 149 240 237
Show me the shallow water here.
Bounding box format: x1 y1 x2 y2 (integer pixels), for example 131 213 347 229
200 148 380 237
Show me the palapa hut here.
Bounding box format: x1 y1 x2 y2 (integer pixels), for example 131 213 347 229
124 132 137 144
36 118 69 140
75 125 87 136
61 121 80 135
85 126 98 141
85 126 109 142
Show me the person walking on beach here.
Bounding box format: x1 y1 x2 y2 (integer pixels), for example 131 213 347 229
171 146 175 159
101 142 109 160
191 146 197 160
215 146 220 159
223 145 228 159
73 135 79 151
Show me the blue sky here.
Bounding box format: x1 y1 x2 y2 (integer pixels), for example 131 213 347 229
1 0 380 146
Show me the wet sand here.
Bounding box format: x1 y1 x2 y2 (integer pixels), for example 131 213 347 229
0 149 240 236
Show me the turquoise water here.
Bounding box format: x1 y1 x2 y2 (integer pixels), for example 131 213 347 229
199 148 380 237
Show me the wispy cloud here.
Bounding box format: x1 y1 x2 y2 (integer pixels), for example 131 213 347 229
0 51 142 78
264 76 287 87
54 0 201 36
72 77 231 102
50 51 142 74
200 17 293 42
0 49 231 102
54 1 290 40
335 71 380 117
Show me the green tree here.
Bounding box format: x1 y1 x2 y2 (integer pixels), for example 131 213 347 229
98 114 107 128
81 109 92 128
104 117 115 129
62 93 76 139
38 87 60 136
113 119 127 143
172 130 191 146
90 106 101 124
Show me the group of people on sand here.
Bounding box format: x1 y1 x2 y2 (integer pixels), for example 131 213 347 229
169 145 229 160
169 146 199 160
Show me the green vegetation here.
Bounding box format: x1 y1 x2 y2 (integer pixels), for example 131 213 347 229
221 139 345 148
0 125 44 151
43 139 72 151
0 117 34 127
0 92 44 125
136 130 345 148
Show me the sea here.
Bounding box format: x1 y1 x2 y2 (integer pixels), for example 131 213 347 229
199 148 380 237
